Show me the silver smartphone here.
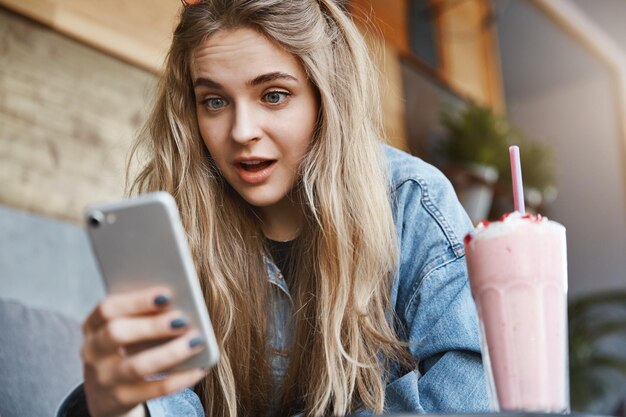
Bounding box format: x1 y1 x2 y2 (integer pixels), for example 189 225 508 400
84 191 219 371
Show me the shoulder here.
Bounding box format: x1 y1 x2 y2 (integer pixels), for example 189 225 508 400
381 145 474 314
381 144 472 255
382 144 453 193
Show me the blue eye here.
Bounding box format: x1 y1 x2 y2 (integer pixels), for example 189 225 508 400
203 97 227 111
263 91 290 105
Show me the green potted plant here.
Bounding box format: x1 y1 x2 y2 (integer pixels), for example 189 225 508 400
438 102 557 220
568 290 626 412
495 129 557 212
439 102 510 169
438 102 510 223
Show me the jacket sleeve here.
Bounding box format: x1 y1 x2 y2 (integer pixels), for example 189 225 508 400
386 258 492 413
386 174 491 413
145 388 204 417
56 383 204 417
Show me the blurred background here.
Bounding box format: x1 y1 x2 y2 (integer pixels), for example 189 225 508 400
0 0 625 414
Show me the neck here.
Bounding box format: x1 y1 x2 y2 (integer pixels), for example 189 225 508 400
258 199 304 242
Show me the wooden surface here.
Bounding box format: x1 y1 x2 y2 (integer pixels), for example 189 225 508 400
0 8 156 222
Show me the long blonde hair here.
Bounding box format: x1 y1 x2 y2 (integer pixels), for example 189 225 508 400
128 1 410 415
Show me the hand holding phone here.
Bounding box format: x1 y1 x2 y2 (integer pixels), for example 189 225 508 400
81 192 219 416
81 287 208 417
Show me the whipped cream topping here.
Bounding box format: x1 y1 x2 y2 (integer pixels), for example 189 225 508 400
464 211 564 245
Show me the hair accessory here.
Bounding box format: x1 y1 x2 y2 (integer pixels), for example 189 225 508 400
181 0 203 6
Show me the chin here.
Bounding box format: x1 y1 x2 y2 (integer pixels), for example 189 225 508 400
238 191 284 209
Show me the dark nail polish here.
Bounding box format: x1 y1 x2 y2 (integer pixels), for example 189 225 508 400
189 336 205 349
170 318 188 329
154 294 170 306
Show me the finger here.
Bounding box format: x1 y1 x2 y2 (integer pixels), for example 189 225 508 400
108 368 207 410
92 310 190 355
84 327 204 389
84 286 173 332
115 331 208 382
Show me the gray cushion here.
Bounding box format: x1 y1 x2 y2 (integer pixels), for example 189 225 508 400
0 204 105 322
0 298 83 417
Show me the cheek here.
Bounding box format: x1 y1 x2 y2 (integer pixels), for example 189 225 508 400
286 102 318 150
198 135 226 175
198 119 226 157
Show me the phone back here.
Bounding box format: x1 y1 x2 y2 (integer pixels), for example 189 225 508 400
85 192 219 371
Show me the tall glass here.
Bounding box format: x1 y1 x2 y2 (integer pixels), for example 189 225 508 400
464 212 569 412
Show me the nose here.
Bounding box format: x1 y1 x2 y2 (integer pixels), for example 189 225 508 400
230 103 262 144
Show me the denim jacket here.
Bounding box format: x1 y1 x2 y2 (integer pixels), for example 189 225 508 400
57 145 489 417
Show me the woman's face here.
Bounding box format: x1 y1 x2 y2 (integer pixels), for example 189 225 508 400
192 27 318 217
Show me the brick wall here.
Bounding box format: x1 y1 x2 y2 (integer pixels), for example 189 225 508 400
0 7 156 223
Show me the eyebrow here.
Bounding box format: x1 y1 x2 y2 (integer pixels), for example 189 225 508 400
194 77 223 89
193 71 298 90
249 72 298 86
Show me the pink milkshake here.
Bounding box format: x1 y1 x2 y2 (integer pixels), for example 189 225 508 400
464 212 569 412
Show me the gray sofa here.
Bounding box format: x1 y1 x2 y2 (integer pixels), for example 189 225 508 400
0 205 105 417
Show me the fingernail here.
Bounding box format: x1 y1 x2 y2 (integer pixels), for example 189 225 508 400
154 294 170 306
189 336 205 349
170 318 188 329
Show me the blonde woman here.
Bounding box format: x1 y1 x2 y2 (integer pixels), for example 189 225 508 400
58 0 489 416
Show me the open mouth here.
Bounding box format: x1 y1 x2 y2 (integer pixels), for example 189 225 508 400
238 160 276 172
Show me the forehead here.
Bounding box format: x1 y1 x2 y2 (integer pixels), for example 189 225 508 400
191 27 305 81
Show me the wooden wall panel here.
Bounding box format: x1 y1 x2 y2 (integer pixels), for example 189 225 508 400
349 0 504 149
0 8 156 222
360 29 408 150
349 0 409 149
0 0 179 73
436 0 505 112
351 0 504 112
349 0 410 55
